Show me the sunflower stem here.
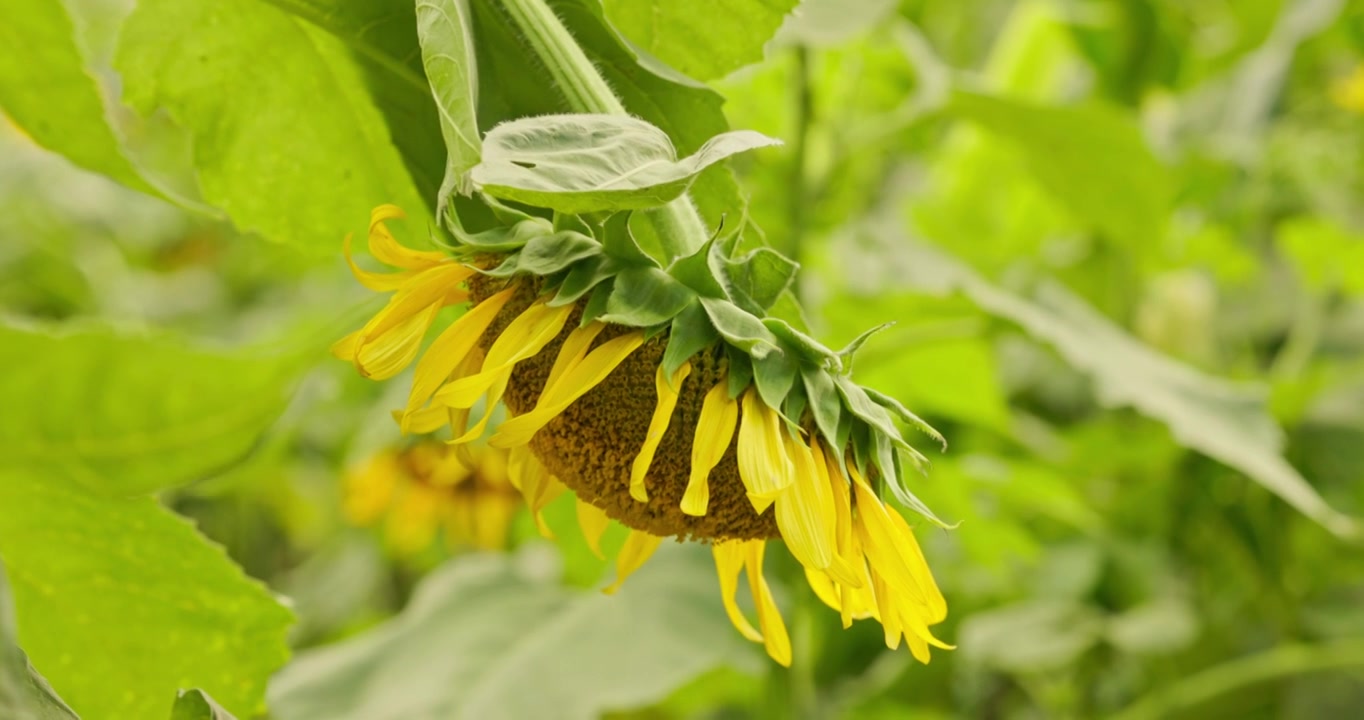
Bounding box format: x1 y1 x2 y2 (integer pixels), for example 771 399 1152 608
497 0 708 262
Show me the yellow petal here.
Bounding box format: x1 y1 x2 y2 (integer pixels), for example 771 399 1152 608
367 204 449 270
851 470 939 612
403 287 515 426
490 331 645 449
448 374 507 446
545 322 607 391
735 390 794 513
870 569 902 650
435 300 572 409
774 434 837 574
629 361 692 502
883 503 947 623
682 380 737 516
508 447 563 538
744 541 792 667
330 328 362 362
713 541 764 643
398 403 450 433
603 530 662 595
805 568 841 612
576 498 611 559
355 298 443 380
344 233 422 291
906 634 932 664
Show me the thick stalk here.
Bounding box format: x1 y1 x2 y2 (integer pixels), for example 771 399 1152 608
498 0 708 261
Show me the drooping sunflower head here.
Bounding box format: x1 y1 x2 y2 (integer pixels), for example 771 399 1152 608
333 115 953 666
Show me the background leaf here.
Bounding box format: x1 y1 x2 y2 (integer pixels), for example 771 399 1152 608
0 326 301 497
0 0 168 201
602 0 799 81
888 239 1359 539
268 545 756 720
0 563 79 720
0 465 294 720
115 0 431 253
171 689 239 720
947 89 1172 249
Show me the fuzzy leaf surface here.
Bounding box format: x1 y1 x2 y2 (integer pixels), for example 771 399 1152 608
471 114 779 214
269 546 753 720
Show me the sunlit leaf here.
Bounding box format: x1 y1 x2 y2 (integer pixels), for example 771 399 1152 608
0 0 162 200
269 545 755 720
602 0 798 81
0 466 294 720
0 563 78 720
171 689 239 720
0 325 301 497
116 0 430 254
947 90 1171 249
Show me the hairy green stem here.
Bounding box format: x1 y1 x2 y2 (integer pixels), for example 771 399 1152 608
498 0 707 261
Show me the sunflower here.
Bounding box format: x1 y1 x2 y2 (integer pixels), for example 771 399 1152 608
342 440 521 555
334 196 952 666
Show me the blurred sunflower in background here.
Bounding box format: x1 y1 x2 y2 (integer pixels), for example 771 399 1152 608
343 440 521 555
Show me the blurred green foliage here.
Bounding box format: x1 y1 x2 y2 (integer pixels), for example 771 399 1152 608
1 0 1363 718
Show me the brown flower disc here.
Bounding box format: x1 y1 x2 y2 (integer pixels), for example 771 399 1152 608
469 274 781 541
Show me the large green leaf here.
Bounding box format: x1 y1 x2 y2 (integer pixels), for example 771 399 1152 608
171 689 239 720
115 0 430 254
416 0 481 210
0 563 78 720
471 114 779 213
895 241 1360 539
0 465 294 720
947 89 1171 249
260 0 448 210
0 0 159 198
269 544 756 720
602 0 798 81
0 326 300 497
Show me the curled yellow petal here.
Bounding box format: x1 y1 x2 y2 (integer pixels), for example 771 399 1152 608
344 233 421 291
745 541 792 667
354 299 443 380
435 300 572 409
545 322 607 391
773 434 837 575
629 361 692 502
735 390 794 513
403 287 514 427
604 530 662 595
712 541 763 643
682 380 738 516
490 331 645 449
576 498 611 559
508 446 563 538
851 470 939 612
367 204 449 270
